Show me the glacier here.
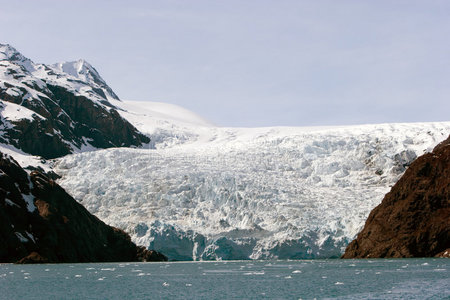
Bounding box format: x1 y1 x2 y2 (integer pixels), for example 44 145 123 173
4 43 446 260
53 101 450 260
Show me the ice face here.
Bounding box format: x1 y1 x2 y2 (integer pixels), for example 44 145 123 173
54 120 450 260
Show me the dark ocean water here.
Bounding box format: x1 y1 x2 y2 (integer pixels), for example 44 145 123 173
1 259 449 299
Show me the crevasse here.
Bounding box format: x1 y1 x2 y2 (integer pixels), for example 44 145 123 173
54 101 450 260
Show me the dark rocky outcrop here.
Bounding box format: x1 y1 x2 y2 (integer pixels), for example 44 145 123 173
46 84 149 150
342 135 450 258
0 152 166 263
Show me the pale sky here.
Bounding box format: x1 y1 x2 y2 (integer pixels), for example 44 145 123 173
1 0 449 127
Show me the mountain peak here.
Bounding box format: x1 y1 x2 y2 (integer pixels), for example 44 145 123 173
50 59 119 100
0 43 20 60
0 43 35 72
51 59 98 79
1 43 119 101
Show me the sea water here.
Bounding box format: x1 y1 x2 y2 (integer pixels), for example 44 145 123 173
1 259 448 299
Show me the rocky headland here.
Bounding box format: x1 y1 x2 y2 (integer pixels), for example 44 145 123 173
0 151 166 263
342 135 450 258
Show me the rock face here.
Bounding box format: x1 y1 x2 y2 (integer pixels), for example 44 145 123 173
342 135 450 258
0 151 166 263
0 44 149 159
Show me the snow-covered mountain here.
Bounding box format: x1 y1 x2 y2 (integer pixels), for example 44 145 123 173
53 100 450 260
0 44 149 158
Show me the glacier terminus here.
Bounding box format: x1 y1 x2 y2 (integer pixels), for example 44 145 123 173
54 101 450 260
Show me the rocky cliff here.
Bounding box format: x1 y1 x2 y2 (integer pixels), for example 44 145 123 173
0 44 149 159
342 135 450 258
0 151 166 263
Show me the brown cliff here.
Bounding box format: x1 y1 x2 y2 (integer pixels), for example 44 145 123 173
0 152 167 263
342 135 450 258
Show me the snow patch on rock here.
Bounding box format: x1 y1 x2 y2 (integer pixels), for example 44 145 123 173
1 100 45 122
